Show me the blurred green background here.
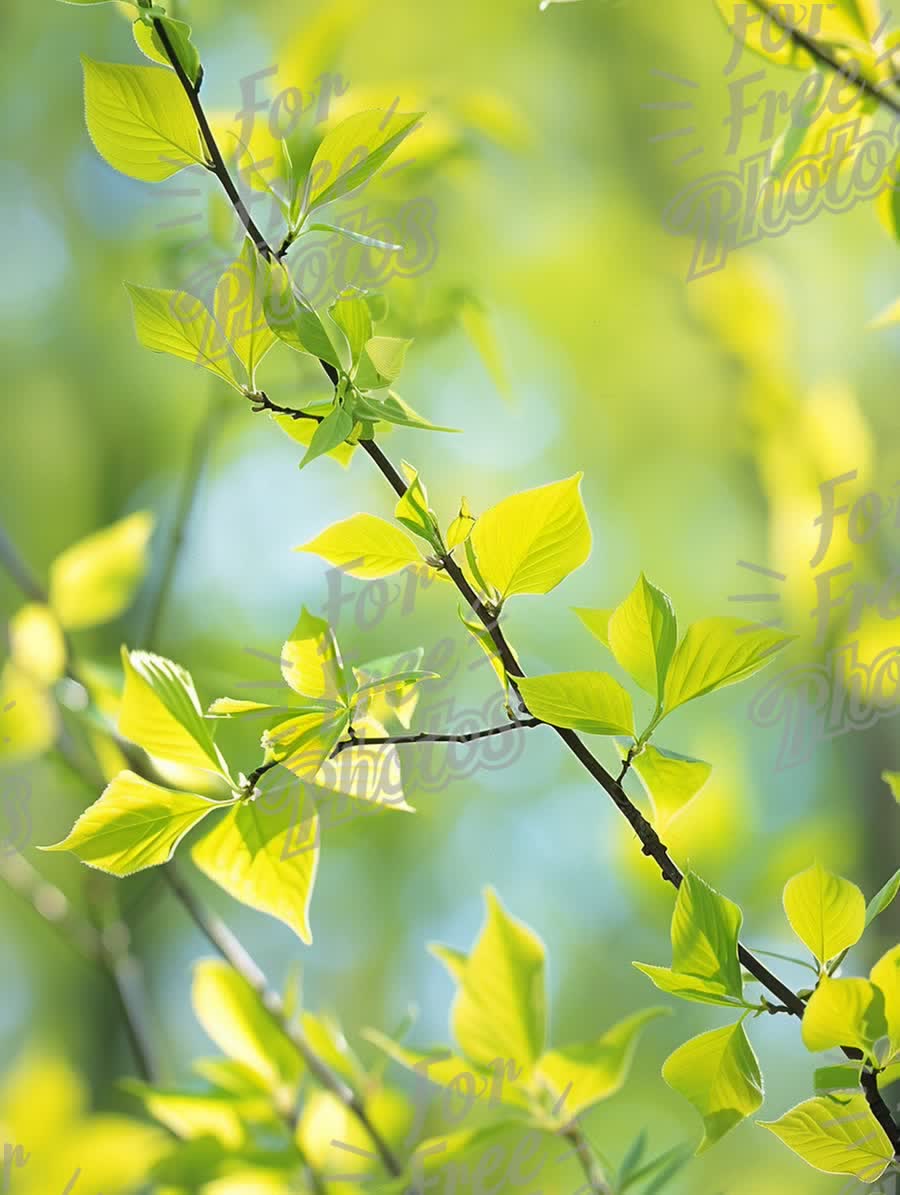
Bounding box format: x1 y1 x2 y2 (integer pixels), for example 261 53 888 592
1 0 898 1190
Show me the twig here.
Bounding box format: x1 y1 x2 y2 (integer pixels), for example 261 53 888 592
561 1122 613 1195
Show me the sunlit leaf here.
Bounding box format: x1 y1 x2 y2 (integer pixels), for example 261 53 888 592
662 618 791 715
759 1094 893 1182
783 862 866 966
132 15 201 85
299 406 354 469
608 574 677 701
49 511 154 631
41 770 219 876
214 240 277 389
302 109 423 215
573 607 612 647
126 284 244 390
280 607 348 703
663 1023 763 1153
356 336 413 389
870 945 900 1056
260 260 347 368
82 57 204 181
121 1082 255 1148
272 409 356 468
517 671 634 736
470 474 591 600
8 603 66 686
298 513 422 578
801 978 887 1056
628 744 712 828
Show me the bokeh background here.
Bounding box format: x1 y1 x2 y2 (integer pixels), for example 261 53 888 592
1 0 899 1191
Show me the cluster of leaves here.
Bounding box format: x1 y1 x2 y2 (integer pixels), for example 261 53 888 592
634 864 900 1181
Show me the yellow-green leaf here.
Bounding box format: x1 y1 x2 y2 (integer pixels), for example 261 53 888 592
41 770 218 876
631 966 748 1008
882 771 900 801
629 744 712 828
8 603 66 686
517 671 634 736
260 260 347 368
759 1094 893 1182
303 109 423 214
536 1008 668 1118
867 868 900 926
126 284 244 390
49 511 154 631
118 648 230 778
132 15 201 86
870 945 900 1057
280 607 347 703
783 862 866 966
297 514 422 579
192 794 320 944
573 607 612 647
82 57 204 181
448 889 546 1072
608 574 677 701
662 1023 763 1153
273 409 357 468
214 240 277 388
470 474 591 600
121 1083 255 1148
662 617 791 714
192 960 302 1093
446 498 475 551
801 978 887 1056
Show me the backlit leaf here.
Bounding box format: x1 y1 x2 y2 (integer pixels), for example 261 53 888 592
298 514 422 578
801 978 887 1056
49 511 154 631
759 1094 893 1182
281 607 348 703
783 862 865 966
303 109 423 215
662 1023 763 1153
126 284 244 390
629 744 712 828
867 868 900 927
214 240 277 388
573 607 612 647
517 671 634 736
132 15 202 85
608 574 677 701
662 617 791 714
870 945 900 1056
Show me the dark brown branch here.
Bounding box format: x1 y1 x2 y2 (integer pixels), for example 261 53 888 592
332 719 542 754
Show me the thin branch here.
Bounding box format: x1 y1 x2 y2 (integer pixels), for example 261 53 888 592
143 392 224 650
333 718 542 754
561 1123 613 1195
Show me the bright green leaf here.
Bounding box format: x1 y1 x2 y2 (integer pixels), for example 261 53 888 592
132 15 201 85
663 1023 763 1153
82 57 204 181
470 474 591 600
260 260 347 368
573 607 612 647
281 607 347 704
662 617 791 715
608 574 677 701
330 295 373 365
356 336 413 389
866 867 900 926
125 283 244 390
49 511 154 631
517 671 634 736
41 770 218 876
870 945 900 1056
801 978 887 1056
446 498 475 551
298 513 422 579
303 109 423 215
300 407 354 469
629 744 712 828
783 862 866 966
759 1094 893 1182
214 240 277 389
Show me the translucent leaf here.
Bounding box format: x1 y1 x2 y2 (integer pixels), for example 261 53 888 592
330 294 373 365
573 607 612 647
8 603 66 685
536 1008 668 1118
41 770 218 876
132 15 201 85
783 862 866 966
118 647 230 778
299 406 354 469
126 284 244 390
759 1094 893 1182
49 510 154 631
214 240 277 389
82 57 204 181
394 463 441 549
273 410 356 468
449 888 546 1071
192 960 302 1093
662 1023 763 1153
260 260 347 368
192 795 320 944
121 1083 254 1148
303 109 423 215
470 474 591 600
608 574 677 701
628 744 712 828
446 498 475 551
313 742 414 814
517 671 634 736
352 390 459 432
662 617 791 714
280 607 347 703
631 966 748 1008
0 662 57 764
356 336 412 389
298 513 422 578
262 712 348 780
870 945 900 1056
801 978 887 1056
207 699 275 718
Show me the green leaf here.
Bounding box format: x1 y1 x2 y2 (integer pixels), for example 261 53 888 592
783 862 866 966
608 575 677 701
262 711 348 777
867 868 900 927
298 513 422 579
302 109 423 215
120 1083 254 1148
814 1064 862 1093
307 222 403 253
447 888 546 1072
299 406 354 469
628 744 712 828
470 474 591 601
192 793 320 944
351 390 459 433
192 960 302 1093
573 607 612 647
881 771 900 802
759 1094 893 1182
394 463 441 550
517 671 634 736
125 284 244 390
281 607 348 704
329 295 373 365
132 15 201 85
446 498 475 551
356 336 413 389
214 240 277 389
536 1008 669 1118
634 873 745 1006
662 617 791 715
273 408 357 469
41 770 218 876
662 1023 763 1153
49 511 154 631
802 978 887 1057
82 57 204 181
260 260 347 368
119 648 231 779
870 945 900 1056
